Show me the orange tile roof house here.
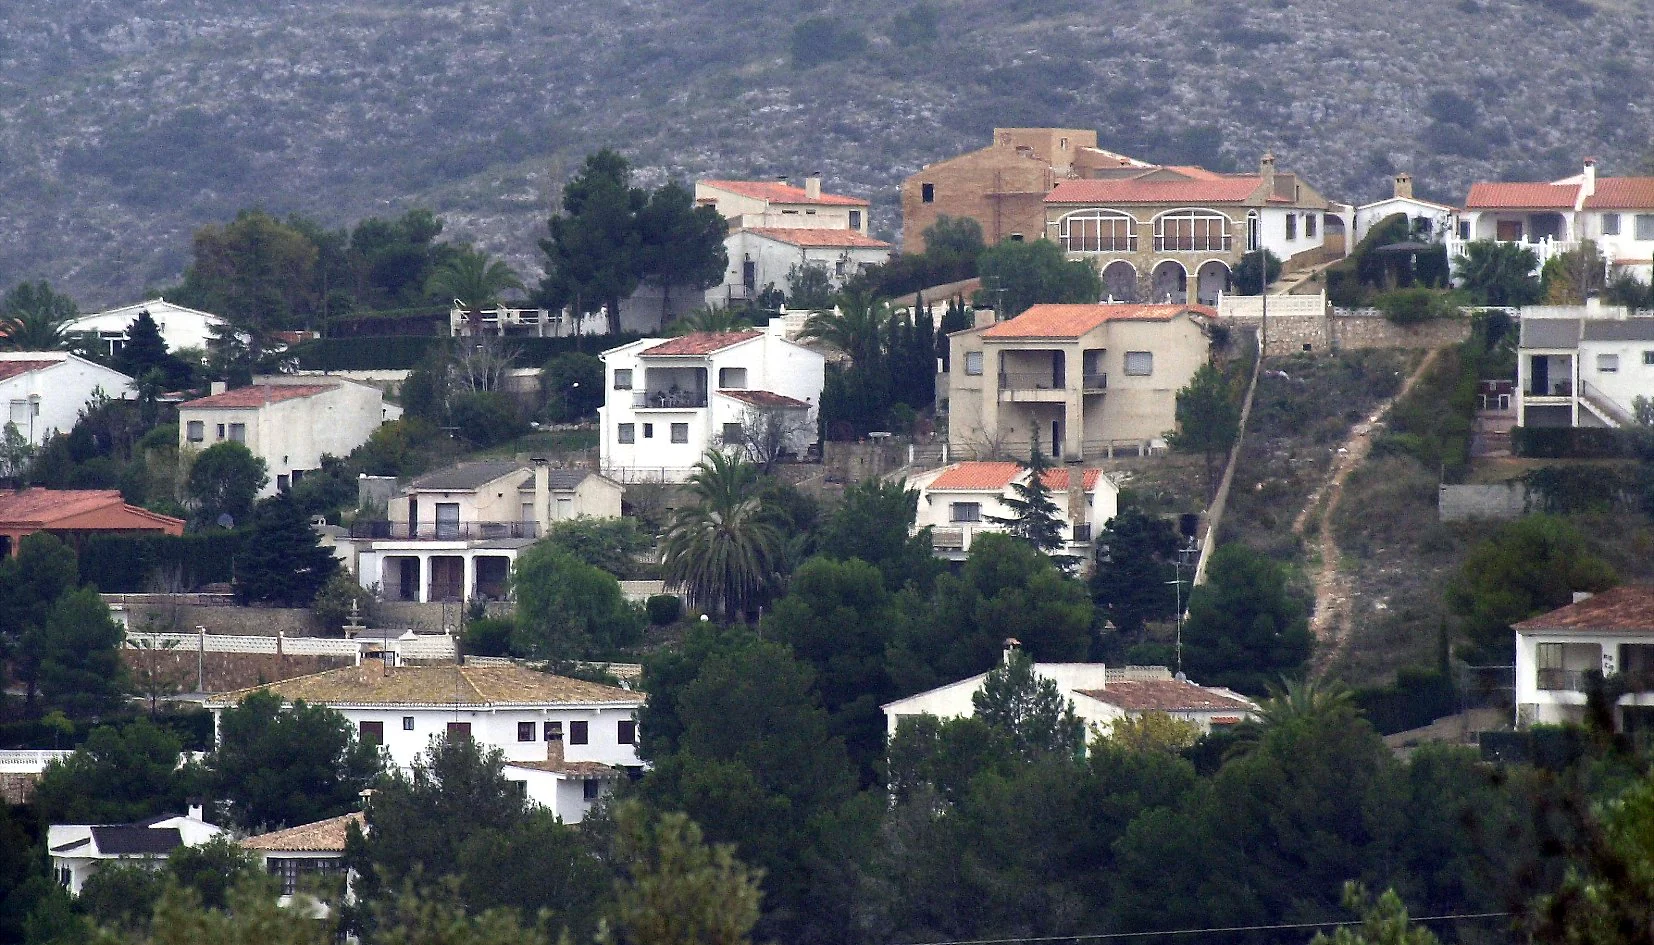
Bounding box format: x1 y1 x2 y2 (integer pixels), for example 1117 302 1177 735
946 303 1213 463
1513 586 1654 732
1454 158 1654 281
907 461 1119 563
0 488 183 557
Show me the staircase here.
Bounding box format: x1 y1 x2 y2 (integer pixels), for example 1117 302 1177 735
1579 380 1634 428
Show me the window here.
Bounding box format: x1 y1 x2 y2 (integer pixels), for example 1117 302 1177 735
834 259 846 276
186 420 204 442
950 502 982 523
1059 210 1137 252
8 400 27 423
1599 353 1620 373
1285 213 1298 240
718 367 747 388
518 721 536 741
670 423 689 444
402 716 415 731
446 721 471 742
583 779 602 801
1637 214 1654 240
545 721 563 742
1009 233 1024 242
921 182 935 203
570 720 589 745
643 422 654 439
276 474 290 492
1124 351 1154 376
1306 213 1318 238
359 721 384 745
216 423 226 440
228 423 246 443
722 422 744 444
1644 351 1654 366
1246 211 1260 252
1604 213 1622 236
1458 220 1470 240
618 720 637 744
613 369 633 390
1156 210 1232 252
849 210 862 229
964 351 984 375
618 423 635 444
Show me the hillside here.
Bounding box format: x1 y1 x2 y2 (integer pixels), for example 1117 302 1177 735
2 0 1646 306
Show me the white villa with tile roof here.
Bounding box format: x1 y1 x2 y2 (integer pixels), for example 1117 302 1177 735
1451 158 1654 281
49 807 221 895
907 461 1119 561
206 661 644 823
0 352 135 448
599 324 824 482
241 812 362 904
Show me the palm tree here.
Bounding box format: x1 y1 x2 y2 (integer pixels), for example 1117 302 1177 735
799 287 893 369
666 304 755 337
0 281 78 351
661 451 782 621
425 248 525 310
1453 240 1542 307
1254 676 1356 729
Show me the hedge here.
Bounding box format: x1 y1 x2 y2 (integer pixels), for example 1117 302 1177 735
287 333 644 371
1511 426 1639 459
1352 668 1457 735
0 708 214 752
78 530 250 592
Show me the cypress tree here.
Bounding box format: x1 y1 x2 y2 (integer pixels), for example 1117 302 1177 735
234 490 338 606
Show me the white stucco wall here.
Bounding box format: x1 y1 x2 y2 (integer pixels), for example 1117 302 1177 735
0 354 134 447
65 301 224 357
179 381 389 497
709 230 891 305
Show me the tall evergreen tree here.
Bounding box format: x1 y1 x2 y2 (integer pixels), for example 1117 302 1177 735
114 309 169 378
638 181 729 326
234 491 337 606
538 150 647 336
972 649 1086 761
986 446 1066 553
1167 362 1240 500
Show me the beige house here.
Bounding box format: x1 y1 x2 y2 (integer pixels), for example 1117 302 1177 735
695 177 870 234
946 303 1213 461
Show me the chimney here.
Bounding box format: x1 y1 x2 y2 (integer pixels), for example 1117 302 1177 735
210 381 227 396
1002 638 1022 664
1066 461 1086 530
546 724 564 766
532 458 550 531
804 172 822 200
1393 172 1414 200
1582 157 1598 198
187 799 204 822
1259 151 1276 192
974 308 996 330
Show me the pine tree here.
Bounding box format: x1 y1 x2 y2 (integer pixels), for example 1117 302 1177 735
234 491 338 606
114 309 169 379
986 445 1066 553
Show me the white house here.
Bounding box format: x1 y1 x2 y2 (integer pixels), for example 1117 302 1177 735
599 325 825 483
881 652 1257 740
48 806 222 895
1353 173 1459 245
906 461 1119 561
0 353 135 447
348 460 624 603
178 377 395 497
1452 159 1654 281
64 299 224 359
1514 586 1654 735
711 228 892 307
1516 313 1654 428
696 177 871 235
241 812 361 905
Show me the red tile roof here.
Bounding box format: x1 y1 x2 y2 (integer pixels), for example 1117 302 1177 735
640 331 762 357
926 462 1103 491
718 389 812 408
701 179 868 207
1077 679 1256 713
241 813 362 853
1512 586 1654 633
0 488 184 530
1585 178 1654 209
180 384 336 409
1047 176 1264 204
980 303 1212 339
1464 182 1579 210
744 227 892 249
0 360 63 382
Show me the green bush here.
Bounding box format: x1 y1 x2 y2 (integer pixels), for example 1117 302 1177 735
463 617 515 657
1373 287 1457 325
78 531 249 592
646 594 682 625
1512 426 1638 459
1353 668 1457 735
448 391 528 447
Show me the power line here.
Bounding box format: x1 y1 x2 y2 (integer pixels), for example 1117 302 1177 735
884 911 1515 945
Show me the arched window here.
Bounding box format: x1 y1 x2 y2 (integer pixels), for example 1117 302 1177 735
1155 209 1233 252
1246 210 1260 253
1059 210 1137 253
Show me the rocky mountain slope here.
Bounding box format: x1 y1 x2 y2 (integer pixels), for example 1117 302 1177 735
2 0 1645 306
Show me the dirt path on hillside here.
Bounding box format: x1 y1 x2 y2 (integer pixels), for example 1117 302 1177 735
1298 347 1443 675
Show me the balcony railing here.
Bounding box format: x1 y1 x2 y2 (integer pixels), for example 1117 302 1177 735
1538 667 1589 692
999 372 1063 391
1082 372 1107 390
633 390 708 409
1154 235 1232 252
350 521 540 541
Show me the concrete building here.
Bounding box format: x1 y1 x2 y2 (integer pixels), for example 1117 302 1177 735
945 303 1213 461
1514 586 1654 737
0 352 135 447
63 299 224 359
207 662 644 823
1452 159 1654 281
1516 312 1654 428
49 807 221 895
178 377 397 497
1353 173 1459 245
0 488 183 558
599 325 824 483
907 461 1119 561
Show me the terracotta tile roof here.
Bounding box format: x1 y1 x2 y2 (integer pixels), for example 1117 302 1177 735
701 179 867 207
0 360 63 382
926 462 1103 492
1164 165 1228 181
981 303 1212 339
1047 176 1263 204
743 227 891 249
241 812 362 852
1513 586 1654 633
206 662 644 709
505 759 626 777
1463 182 1579 210
1585 178 1654 209
639 331 762 356
0 488 184 530
180 383 336 409
1077 679 1257 713
717 389 812 408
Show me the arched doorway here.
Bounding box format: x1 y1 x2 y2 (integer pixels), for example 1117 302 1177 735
1150 261 1187 304
1195 260 1231 306
1101 261 1138 302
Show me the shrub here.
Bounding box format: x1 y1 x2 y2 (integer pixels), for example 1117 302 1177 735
463 617 515 657
646 594 682 625
1373 287 1457 325
448 391 528 447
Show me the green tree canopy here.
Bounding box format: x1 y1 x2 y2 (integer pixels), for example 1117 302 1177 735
425 247 524 309
985 447 1067 554
186 441 267 526
538 150 648 335
540 351 604 421
1454 239 1543 307
1167 362 1240 500
0 281 79 351
175 210 319 331
815 477 940 592
975 238 1102 319
511 541 644 658
31 587 127 716
31 719 192 823
1180 543 1312 694
661 451 782 621
638 180 729 323
234 490 338 606
601 802 765 945
1231 248 1283 295
972 650 1087 761
540 515 651 578
1091 506 1184 636
208 691 384 829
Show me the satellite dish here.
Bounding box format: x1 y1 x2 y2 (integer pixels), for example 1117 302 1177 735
216 513 235 529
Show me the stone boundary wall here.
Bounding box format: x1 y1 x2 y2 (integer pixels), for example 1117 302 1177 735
1439 482 1529 522
108 597 321 636
0 773 41 805
1216 295 1470 356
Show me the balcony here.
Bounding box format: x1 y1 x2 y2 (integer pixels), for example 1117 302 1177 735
350 521 540 541
1082 372 1107 391
998 372 1069 403
633 390 708 409
1537 668 1588 692
1154 235 1232 252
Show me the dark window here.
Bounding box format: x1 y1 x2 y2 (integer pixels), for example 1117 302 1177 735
849 210 862 229
402 716 414 731
920 183 935 203
618 720 637 745
446 721 471 742
518 722 536 741
613 369 633 390
1285 213 1298 240
618 423 635 444
670 423 689 444
583 779 601 800
545 721 563 741
643 423 654 439
359 721 384 745
570 720 589 745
